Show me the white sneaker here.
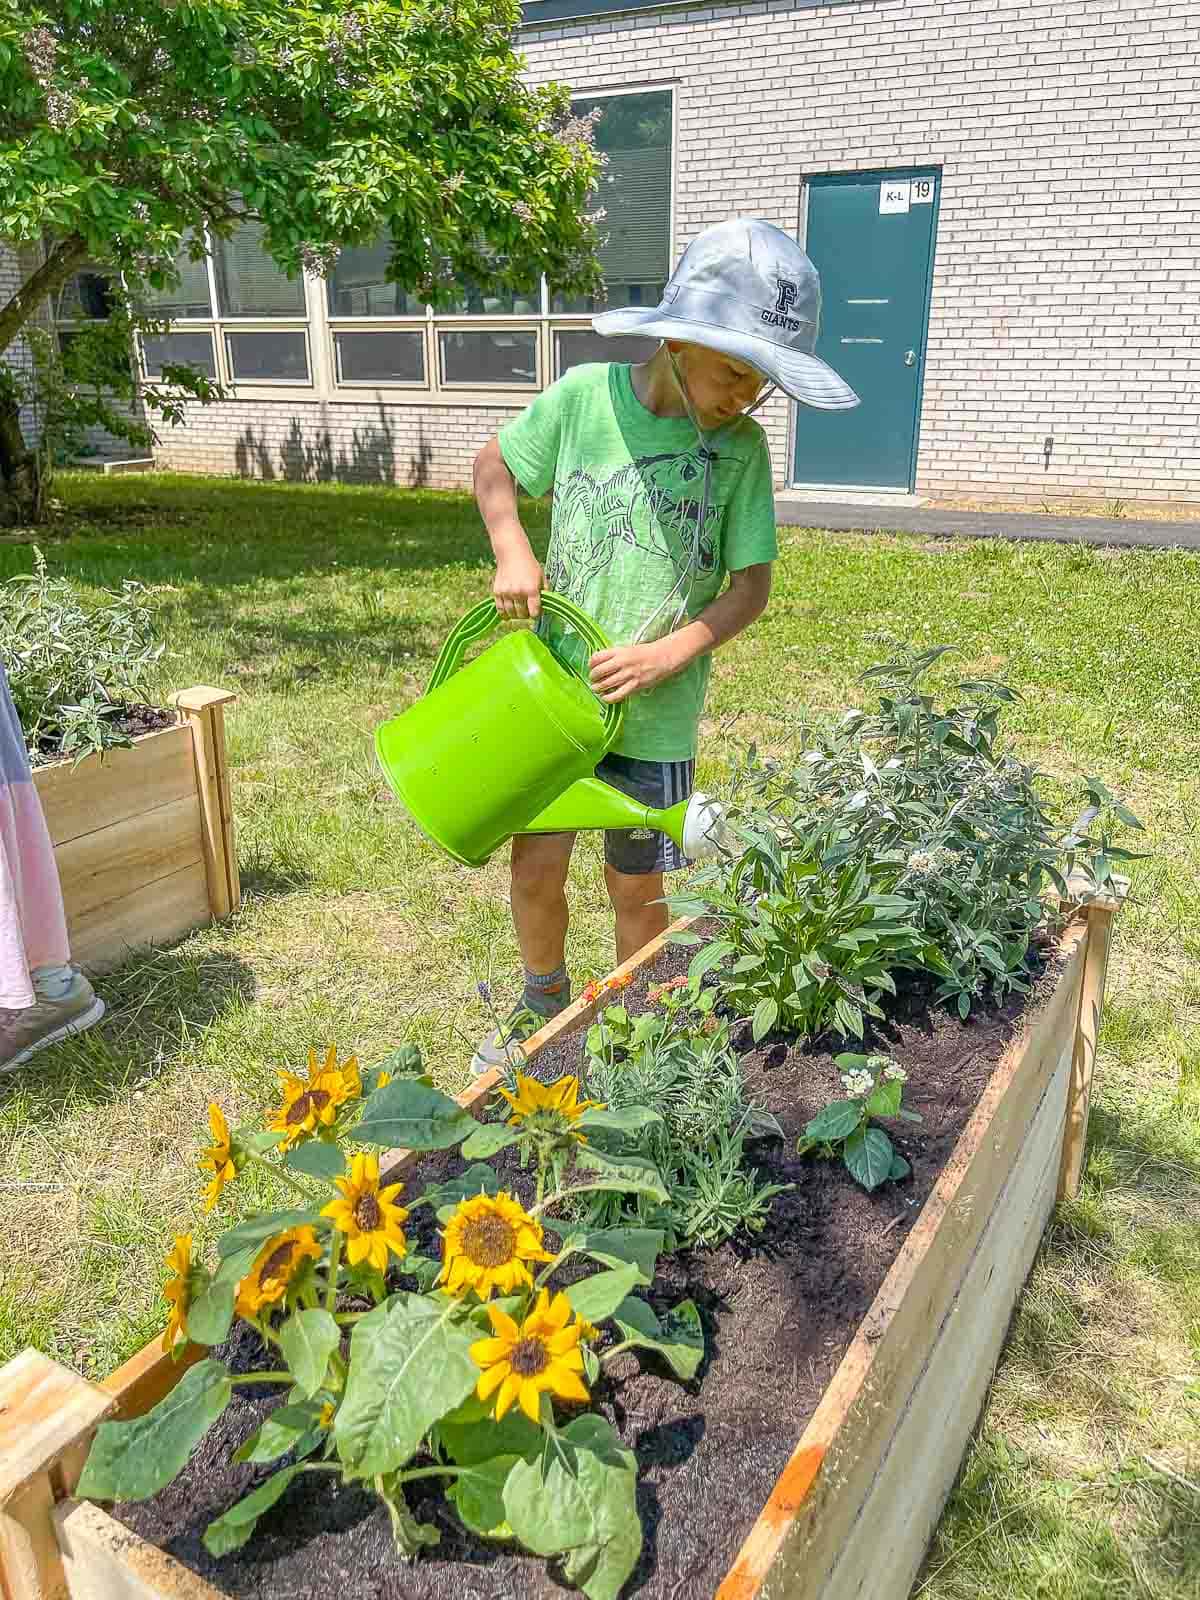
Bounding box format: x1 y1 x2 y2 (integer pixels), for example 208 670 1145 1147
0 971 105 1073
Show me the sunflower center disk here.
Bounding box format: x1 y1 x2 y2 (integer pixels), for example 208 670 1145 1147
354 1193 382 1231
261 1242 296 1281
286 1088 331 1126
509 1336 550 1378
461 1214 517 1267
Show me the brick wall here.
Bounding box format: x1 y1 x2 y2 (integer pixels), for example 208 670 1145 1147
0 243 37 448
149 0 1200 501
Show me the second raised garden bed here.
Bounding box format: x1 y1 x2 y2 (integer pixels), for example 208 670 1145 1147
0 880 1119 1600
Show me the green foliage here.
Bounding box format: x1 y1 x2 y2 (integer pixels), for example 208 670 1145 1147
0 1 603 332
713 647 1145 1018
354 1077 478 1150
797 1053 922 1191
0 547 164 763
77 1358 233 1501
577 986 789 1248
674 854 936 1041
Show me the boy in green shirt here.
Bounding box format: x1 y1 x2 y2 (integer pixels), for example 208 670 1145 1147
471 218 858 1072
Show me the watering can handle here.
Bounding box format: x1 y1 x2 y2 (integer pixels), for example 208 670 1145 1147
425 592 624 743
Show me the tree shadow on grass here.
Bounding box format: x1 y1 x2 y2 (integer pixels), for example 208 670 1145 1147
0 943 258 1122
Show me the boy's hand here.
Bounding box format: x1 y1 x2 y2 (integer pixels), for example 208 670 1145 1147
493 546 544 620
589 641 679 703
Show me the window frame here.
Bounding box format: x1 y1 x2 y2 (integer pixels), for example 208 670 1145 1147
126 81 675 406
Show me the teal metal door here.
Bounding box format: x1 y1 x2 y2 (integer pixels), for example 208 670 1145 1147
793 169 941 490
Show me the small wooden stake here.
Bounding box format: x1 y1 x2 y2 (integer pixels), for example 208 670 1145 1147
0 1351 114 1600
171 688 240 921
1057 898 1117 1200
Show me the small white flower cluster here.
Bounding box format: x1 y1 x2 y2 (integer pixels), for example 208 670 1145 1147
841 1068 874 1099
553 105 603 153
326 14 366 65
441 171 466 198
23 25 57 82
874 1057 908 1084
299 243 341 277
512 200 534 223
45 90 75 130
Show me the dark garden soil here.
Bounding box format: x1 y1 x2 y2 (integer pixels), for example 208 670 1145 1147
32 702 176 764
115 925 1068 1600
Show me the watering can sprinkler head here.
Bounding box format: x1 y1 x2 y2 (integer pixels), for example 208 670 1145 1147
680 792 729 862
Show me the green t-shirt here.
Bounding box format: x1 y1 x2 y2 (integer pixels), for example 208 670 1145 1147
498 362 778 761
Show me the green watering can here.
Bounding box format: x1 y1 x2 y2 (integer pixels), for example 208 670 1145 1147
374 592 725 868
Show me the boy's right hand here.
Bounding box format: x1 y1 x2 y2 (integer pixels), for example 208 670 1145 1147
493 546 544 620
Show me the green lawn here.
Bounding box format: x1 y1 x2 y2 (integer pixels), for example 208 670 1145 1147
1 472 1196 1598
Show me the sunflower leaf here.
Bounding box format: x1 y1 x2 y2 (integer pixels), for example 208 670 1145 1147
234 1126 283 1155
613 1296 705 1381
503 1415 640 1600
460 1121 521 1160
185 1273 236 1347
278 1309 340 1398
421 1162 501 1217
564 1263 642 1324
376 1472 441 1556
233 1403 324 1464
578 1228 663 1284
217 1209 325 1258
446 1454 521 1539
574 1148 669 1204
77 1359 232 1502
354 1080 476 1152
576 1106 663 1142
334 1293 478 1478
283 1142 346 1180
202 1463 306 1557
433 1393 541 1467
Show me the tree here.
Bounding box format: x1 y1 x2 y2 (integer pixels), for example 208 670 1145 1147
0 0 603 522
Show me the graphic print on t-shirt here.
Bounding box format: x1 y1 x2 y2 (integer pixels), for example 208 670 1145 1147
543 444 742 642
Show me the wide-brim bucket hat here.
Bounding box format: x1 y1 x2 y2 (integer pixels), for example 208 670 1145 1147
593 217 859 411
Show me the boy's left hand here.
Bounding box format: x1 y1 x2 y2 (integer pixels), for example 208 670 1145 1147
589 641 678 703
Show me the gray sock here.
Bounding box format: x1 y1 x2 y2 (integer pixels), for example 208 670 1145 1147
523 964 570 1018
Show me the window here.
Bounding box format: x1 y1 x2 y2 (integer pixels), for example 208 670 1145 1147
335 330 424 384
139 241 214 319
328 241 425 317
141 331 218 381
555 328 659 378
224 330 310 383
56 265 117 320
213 220 306 317
439 329 538 387
553 90 672 315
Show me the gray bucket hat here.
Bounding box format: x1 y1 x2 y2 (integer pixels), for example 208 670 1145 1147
593 217 859 411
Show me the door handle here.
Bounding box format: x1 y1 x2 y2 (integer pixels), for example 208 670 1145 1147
903 350 917 367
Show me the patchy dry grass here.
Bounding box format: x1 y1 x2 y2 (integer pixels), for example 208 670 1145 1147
1 474 1197 1595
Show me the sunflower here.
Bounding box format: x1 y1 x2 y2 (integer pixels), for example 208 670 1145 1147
198 1103 238 1212
236 1226 324 1315
321 1153 409 1272
318 1401 336 1429
496 1072 605 1144
439 1191 552 1300
266 1055 358 1149
471 1289 589 1423
163 1234 198 1352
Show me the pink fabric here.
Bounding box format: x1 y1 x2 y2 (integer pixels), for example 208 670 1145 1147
0 778 70 1009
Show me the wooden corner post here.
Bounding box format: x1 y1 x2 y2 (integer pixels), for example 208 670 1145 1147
1057 879 1125 1200
171 688 240 922
0 1350 114 1600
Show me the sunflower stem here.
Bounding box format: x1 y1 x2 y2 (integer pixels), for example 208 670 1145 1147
534 1242 579 1290
531 1182 625 1218
245 1152 321 1204
599 1339 638 1364
324 1229 344 1314
231 1371 293 1387
393 1465 465 1484
301 1462 342 1473
334 1311 366 1325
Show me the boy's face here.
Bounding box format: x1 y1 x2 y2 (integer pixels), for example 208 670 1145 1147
667 340 768 429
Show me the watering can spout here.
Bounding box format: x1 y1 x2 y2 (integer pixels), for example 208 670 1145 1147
525 780 728 863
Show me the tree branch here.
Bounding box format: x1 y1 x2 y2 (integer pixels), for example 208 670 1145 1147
0 238 90 358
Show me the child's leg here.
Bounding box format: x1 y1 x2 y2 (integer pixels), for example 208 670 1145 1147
510 831 576 1010
605 866 667 965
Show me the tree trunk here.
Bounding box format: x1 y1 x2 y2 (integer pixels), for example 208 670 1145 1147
0 391 41 527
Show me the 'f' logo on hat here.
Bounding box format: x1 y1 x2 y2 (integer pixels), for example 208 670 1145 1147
774 278 798 315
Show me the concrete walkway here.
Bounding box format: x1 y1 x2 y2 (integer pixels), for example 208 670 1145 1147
774 495 1200 551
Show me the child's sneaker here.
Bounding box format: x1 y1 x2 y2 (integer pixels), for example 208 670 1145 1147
0 970 105 1073
470 1002 557 1078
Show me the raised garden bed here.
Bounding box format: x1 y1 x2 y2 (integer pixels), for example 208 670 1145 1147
0 882 1120 1600
31 687 240 973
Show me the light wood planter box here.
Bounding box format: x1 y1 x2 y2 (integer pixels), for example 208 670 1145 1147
32 688 240 975
0 887 1120 1600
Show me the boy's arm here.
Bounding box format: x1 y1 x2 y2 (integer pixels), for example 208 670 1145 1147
589 562 772 703
474 435 544 620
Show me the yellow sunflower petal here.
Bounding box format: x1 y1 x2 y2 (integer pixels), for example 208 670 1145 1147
549 1368 590 1405
470 1336 511 1367
494 1372 522 1421
476 1361 510 1402
517 1379 542 1423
